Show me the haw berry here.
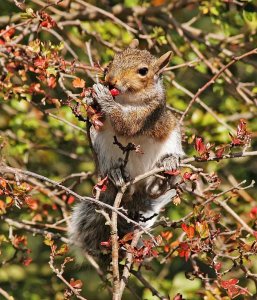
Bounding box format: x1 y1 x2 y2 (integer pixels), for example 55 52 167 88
110 88 120 96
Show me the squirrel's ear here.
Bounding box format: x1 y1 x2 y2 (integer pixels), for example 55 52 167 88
155 51 173 73
129 39 139 49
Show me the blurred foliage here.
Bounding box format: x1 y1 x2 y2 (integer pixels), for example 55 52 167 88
0 0 257 299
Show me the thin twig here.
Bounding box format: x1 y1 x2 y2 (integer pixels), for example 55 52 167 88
0 288 14 300
179 48 257 124
119 230 142 297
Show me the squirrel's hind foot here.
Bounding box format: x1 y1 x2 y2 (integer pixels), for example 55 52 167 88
109 167 125 187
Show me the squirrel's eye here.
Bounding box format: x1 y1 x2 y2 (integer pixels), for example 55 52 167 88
138 67 148 76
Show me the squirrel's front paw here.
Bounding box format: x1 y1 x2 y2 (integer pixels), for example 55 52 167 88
159 155 180 171
93 83 116 113
93 83 113 102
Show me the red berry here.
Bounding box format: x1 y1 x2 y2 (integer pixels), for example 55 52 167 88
110 88 120 96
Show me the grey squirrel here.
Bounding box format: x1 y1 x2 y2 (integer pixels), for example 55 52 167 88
69 39 184 258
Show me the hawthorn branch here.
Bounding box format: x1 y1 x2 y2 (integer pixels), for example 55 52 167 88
45 111 88 135
48 255 87 300
0 287 14 300
172 80 235 133
179 47 257 124
121 151 257 189
1 216 69 243
131 270 169 300
83 252 112 295
183 150 257 164
215 198 254 235
110 187 126 300
156 179 254 231
119 230 142 297
74 0 138 34
0 165 155 240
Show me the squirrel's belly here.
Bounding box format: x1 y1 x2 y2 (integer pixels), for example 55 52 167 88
91 128 157 177
90 126 183 178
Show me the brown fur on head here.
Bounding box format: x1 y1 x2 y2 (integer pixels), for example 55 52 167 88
105 40 172 99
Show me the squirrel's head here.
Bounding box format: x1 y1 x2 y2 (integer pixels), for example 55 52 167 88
104 39 172 102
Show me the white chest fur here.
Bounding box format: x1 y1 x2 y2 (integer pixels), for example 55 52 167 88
90 121 184 178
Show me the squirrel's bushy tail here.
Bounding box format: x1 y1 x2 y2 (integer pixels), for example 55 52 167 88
69 200 112 256
69 182 177 257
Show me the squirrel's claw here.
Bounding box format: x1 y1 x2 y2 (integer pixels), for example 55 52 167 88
159 155 180 171
82 96 94 106
109 167 125 187
93 83 112 101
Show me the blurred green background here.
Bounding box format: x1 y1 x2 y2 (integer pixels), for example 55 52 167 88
0 0 257 299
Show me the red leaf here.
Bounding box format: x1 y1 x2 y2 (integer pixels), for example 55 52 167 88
0 178 7 189
229 134 244 146
0 200 6 214
110 88 120 97
47 76 56 88
164 245 170 253
86 105 104 130
194 137 213 159
164 169 180 176
152 0 166 7
181 223 195 239
237 118 247 138
93 176 108 195
25 197 38 210
67 196 75 205
100 240 111 248
214 262 222 271
72 77 85 88
229 119 251 147
29 83 45 94
215 147 225 158
183 172 198 181
39 12 56 29
181 223 188 232
187 226 195 239
12 235 27 248
250 207 257 219
1 27 15 40
120 232 134 243
70 278 83 289
178 242 190 261
34 57 47 69
161 231 173 241
23 257 32 266
220 278 239 289
183 172 192 180
219 278 248 298
195 137 206 154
